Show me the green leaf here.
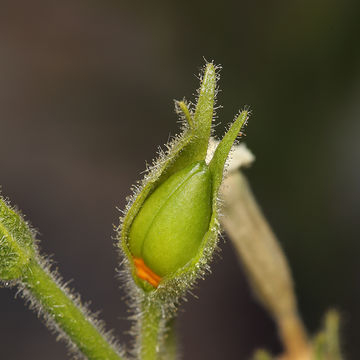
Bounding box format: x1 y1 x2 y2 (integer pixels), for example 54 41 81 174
209 110 248 192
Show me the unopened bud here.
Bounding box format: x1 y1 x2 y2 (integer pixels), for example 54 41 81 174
129 161 212 286
118 63 248 296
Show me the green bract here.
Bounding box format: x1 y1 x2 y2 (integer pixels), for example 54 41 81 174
118 63 248 295
0 196 36 280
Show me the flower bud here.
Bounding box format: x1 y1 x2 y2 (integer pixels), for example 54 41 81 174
128 161 212 286
119 63 249 296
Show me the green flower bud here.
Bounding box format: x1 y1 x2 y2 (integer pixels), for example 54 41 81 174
129 161 212 285
118 63 249 295
0 196 35 280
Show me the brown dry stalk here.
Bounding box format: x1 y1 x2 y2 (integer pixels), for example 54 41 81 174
220 170 311 360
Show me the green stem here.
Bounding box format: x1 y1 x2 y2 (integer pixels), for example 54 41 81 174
162 318 178 360
139 297 163 360
324 310 343 360
22 260 123 360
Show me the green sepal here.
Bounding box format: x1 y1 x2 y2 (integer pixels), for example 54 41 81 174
169 63 217 173
119 63 217 290
158 111 249 294
0 195 36 280
252 350 274 360
312 310 343 360
209 111 249 197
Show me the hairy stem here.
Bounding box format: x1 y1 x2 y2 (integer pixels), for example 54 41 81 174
21 259 123 360
162 318 178 360
139 297 163 360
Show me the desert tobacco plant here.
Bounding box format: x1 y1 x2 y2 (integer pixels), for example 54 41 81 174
0 62 343 360
118 63 248 359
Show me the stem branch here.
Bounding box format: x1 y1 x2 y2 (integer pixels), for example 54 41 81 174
22 260 123 360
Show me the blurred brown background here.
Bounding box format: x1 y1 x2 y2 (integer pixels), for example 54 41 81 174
1 0 359 359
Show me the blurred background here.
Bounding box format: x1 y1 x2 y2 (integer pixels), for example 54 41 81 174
0 0 359 359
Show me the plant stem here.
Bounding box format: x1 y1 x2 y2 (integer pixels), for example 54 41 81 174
323 310 343 360
220 170 310 360
139 297 163 360
162 318 178 360
22 259 123 360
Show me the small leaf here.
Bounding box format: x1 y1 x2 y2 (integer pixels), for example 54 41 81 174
209 110 248 199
